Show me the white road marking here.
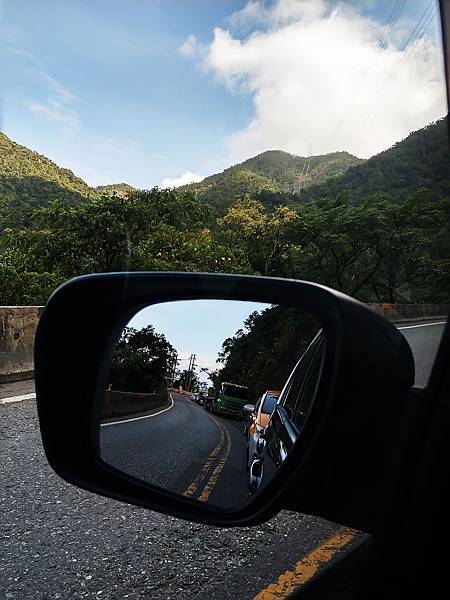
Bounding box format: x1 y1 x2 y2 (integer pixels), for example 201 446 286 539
398 321 446 330
100 395 174 427
0 393 36 405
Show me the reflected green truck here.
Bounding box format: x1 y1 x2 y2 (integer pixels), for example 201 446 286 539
215 382 249 419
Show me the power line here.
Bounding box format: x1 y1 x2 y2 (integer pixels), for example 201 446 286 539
380 0 435 90
343 1 436 154
324 0 409 151
379 0 408 49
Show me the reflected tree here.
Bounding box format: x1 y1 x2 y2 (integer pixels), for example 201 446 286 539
109 325 177 393
217 306 320 400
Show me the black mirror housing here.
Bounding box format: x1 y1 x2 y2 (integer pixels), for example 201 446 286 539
35 272 414 532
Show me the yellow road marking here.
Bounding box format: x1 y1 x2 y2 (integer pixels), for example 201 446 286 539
253 528 359 600
198 424 232 502
183 424 225 497
182 407 233 500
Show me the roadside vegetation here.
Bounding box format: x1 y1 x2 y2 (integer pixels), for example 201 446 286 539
215 306 320 399
0 117 449 305
109 326 177 394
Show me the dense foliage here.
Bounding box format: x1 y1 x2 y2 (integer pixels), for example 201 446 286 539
0 117 449 306
0 132 96 228
95 183 136 197
300 117 450 204
109 325 176 393
1 187 449 306
216 307 320 400
183 150 362 209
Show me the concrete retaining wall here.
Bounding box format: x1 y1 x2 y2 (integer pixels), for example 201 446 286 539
0 303 448 384
368 303 450 323
0 307 44 383
102 389 169 419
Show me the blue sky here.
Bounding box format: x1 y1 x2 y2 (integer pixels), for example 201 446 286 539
129 299 270 384
1 0 446 189
2 0 251 187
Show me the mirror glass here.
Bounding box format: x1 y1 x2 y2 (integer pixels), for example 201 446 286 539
99 300 325 510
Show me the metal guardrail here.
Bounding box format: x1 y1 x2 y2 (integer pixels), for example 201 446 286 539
367 303 450 323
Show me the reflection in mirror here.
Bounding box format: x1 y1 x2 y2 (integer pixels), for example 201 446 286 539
99 301 325 510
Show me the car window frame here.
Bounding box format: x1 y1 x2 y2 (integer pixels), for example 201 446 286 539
278 332 324 425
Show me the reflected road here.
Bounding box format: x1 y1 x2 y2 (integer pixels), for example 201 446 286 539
100 320 448 507
100 393 249 508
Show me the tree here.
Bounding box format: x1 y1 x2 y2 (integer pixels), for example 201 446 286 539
0 187 253 304
3 188 207 275
368 190 450 302
216 306 320 400
173 369 201 392
218 196 298 275
109 325 177 393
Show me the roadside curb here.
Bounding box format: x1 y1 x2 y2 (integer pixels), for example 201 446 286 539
101 396 172 425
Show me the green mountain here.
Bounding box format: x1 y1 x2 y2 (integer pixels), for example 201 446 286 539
301 117 450 203
184 149 363 208
95 183 136 197
1 115 448 229
0 131 98 225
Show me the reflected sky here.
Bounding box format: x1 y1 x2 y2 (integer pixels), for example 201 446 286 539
129 300 270 381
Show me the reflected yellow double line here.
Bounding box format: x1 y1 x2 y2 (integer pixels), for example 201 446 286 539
183 409 232 503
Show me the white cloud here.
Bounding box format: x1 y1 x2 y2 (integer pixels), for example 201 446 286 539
162 171 205 188
179 34 203 57
25 98 79 130
13 48 80 133
191 0 446 160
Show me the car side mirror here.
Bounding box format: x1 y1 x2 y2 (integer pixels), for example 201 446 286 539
244 404 255 415
35 272 414 532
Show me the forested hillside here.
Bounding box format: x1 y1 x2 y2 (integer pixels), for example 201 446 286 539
95 183 136 197
0 132 97 227
184 150 362 208
216 307 320 399
301 117 450 203
0 117 449 306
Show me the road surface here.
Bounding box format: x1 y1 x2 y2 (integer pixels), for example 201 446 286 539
1 399 341 600
0 318 446 599
397 320 446 386
101 394 249 509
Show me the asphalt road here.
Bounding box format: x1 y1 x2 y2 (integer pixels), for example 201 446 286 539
0 319 446 599
397 320 446 387
101 394 250 510
1 399 339 600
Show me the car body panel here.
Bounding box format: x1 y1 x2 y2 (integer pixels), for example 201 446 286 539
246 390 281 471
249 333 325 494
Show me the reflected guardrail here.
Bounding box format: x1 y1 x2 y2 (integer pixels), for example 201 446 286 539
167 387 193 397
102 389 169 419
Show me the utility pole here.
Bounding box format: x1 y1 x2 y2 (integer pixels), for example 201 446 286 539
186 353 196 391
191 354 196 391
184 354 192 390
169 352 178 386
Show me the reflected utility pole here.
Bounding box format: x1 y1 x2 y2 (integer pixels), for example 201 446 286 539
169 352 178 386
186 353 196 391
